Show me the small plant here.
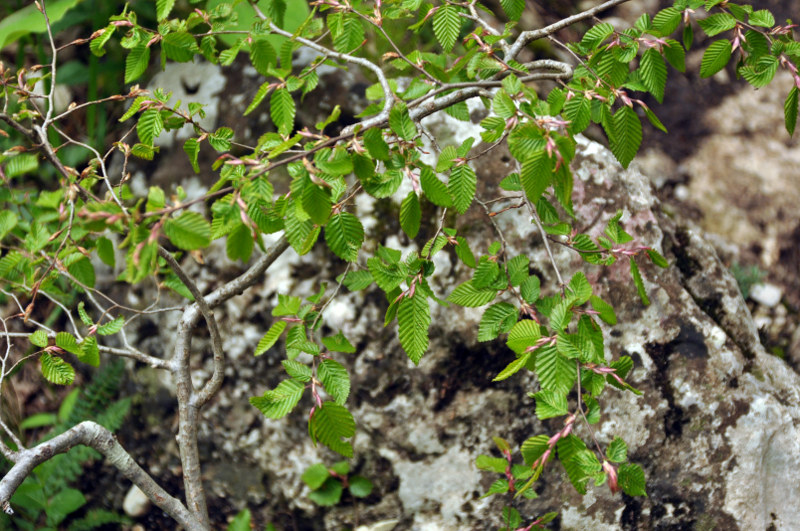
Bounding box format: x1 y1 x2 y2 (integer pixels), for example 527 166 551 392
730 262 766 299
302 461 373 507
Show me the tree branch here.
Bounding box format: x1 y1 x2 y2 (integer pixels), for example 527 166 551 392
0 421 204 530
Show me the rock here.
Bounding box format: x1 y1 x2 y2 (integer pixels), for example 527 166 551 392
750 283 783 308
122 485 150 518
354 519 400 531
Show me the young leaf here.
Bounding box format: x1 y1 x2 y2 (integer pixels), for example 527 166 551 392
164 212 212 250
535 346 575 394
619 463 647 496
534 389 568 419
319 359 350 405
520 275 540 304
250 38 277 76
397 291 430 364
271 88 296 136
506 319 541 355
749 9 775 28
699 40 732 78
590 295 617 325
137 109 164 146
609 106 642 169
255 321 287 356
309 402 356 457
432 4 461 52
0 211 18 240
40 353 75 385
389 102 417 141
56 332 82 356
606 437 628 463
302 463 330 490
96 317 124 336
420 167 453 207
697 13 737 37
125 44 150 83
183 138 200 173
448 281 496 307
640 48 667 103
349 476 373 498
629 258 650 305
785 86 799 137
500 0 525 21
282 360 312 382
325 212 364 262
29 330 49 348
494 351 532 382
567 272 592 305
400 192 421 239
250 378 304 419
478 302 519 342
162 32 199 62
448 164 477 214
520 150 552 204
79 336 100 367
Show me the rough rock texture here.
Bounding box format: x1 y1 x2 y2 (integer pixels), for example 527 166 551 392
117 124 800 529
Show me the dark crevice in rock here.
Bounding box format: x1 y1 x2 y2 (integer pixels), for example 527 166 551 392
620 493 643 530
430 341 510 411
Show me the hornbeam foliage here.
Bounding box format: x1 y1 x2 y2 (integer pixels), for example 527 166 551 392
0 0 797 528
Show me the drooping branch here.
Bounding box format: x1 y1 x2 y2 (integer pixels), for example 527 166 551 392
0 421 204 531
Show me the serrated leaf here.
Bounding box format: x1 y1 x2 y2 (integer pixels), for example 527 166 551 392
282 360 312 382
619 463 647 496
564 95 591 134
96 316 124 336
608 106 642 169
255 321 287 356
319 360 350 405
90 25 115 57
520 275 540 304
367 256 407 293
606 437 628 463
125 44 150 83
476 455 508 473
400 192 421 239
156 0 175 20
520 150 552 204
29 330 49 348
535 346 575 394
700 39 732 78
183 138 200 173
420 167 453 207
164 211 211 250
506 319 541 354
749 9 775 28
785 87 799 137
663 39 685 72
0 211 18 240
250 38 277 76
162 32 199 62
697 13 737 37
652 7 681 35
79 336 100 367
137 109 163 146
67 257 95 289
534 389 568 419
271 88 296 136
640 48 667 103
740 55 778 89
478 303 519 342
325 212 364 262
56 332 81 356
250 378 304 419
363 128 390 160
397 291 430 364
40 353 75 385
338 270 373 291
433 4 461 52
322 331 356 353
521 435 549 466
568 272 592 305
557 435 600 495
500 0 524 21
448 164 476 214
494 351 532 382
590 295 617 325
310 402 356 457
448 281 496 307
582 23 614 49
389 102 417 140
493 90 516 119
630 258 650 305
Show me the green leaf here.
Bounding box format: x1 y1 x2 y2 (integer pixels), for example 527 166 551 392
494 351 532 382
271 88 296 136
164 212 212 250
79 336 100 367
448 164 476 214
785 87 799 137
125 44 150 83
250 38 277 76
420 167 453 207
535 346 575 394
520 150 552 204
642 105 668 134
0 211 18 240
325 212 364 262
400 192 421 239
310 402 356 457
302 463 330 490
697 13 737 37
96 316 124 336
652 7 681 35
208 127 234 152
363 128 390 160
476 455 509 473
156 0 175 20
639 48 667 103
534 389 568 419
29 330 49 348
500 0 525 21
67 257 96 289
506 319 541 355
227 509 251 531
619 463 647 496
521 435 549 466
749 9 775 28
478 302 519 342
137 109 163 146
630 258 650 305
162 32 199 62
255 321 287 356
319 360 350 405
302 183 332 226
606 437 628 463
567 272 592 305
590 295 617 325
557 435 600 495
699 39 732 78
338 270 374 291
663 39 686 72
250 378 304 419
433 4 461 52
282 360 311 382
564 95 591 134
398 291 430 364
506 255 529 287
520 275 540 304
368 256 407 293
40 353 75 385
608 106 642 169
273 294 302 316
349 476 373 498
581 22 614 49
321 331 356 354
739 55 778 89
448 281 496 307
55 332 81 356
389 102 417 140
183 138 200 173
493 90 517 119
